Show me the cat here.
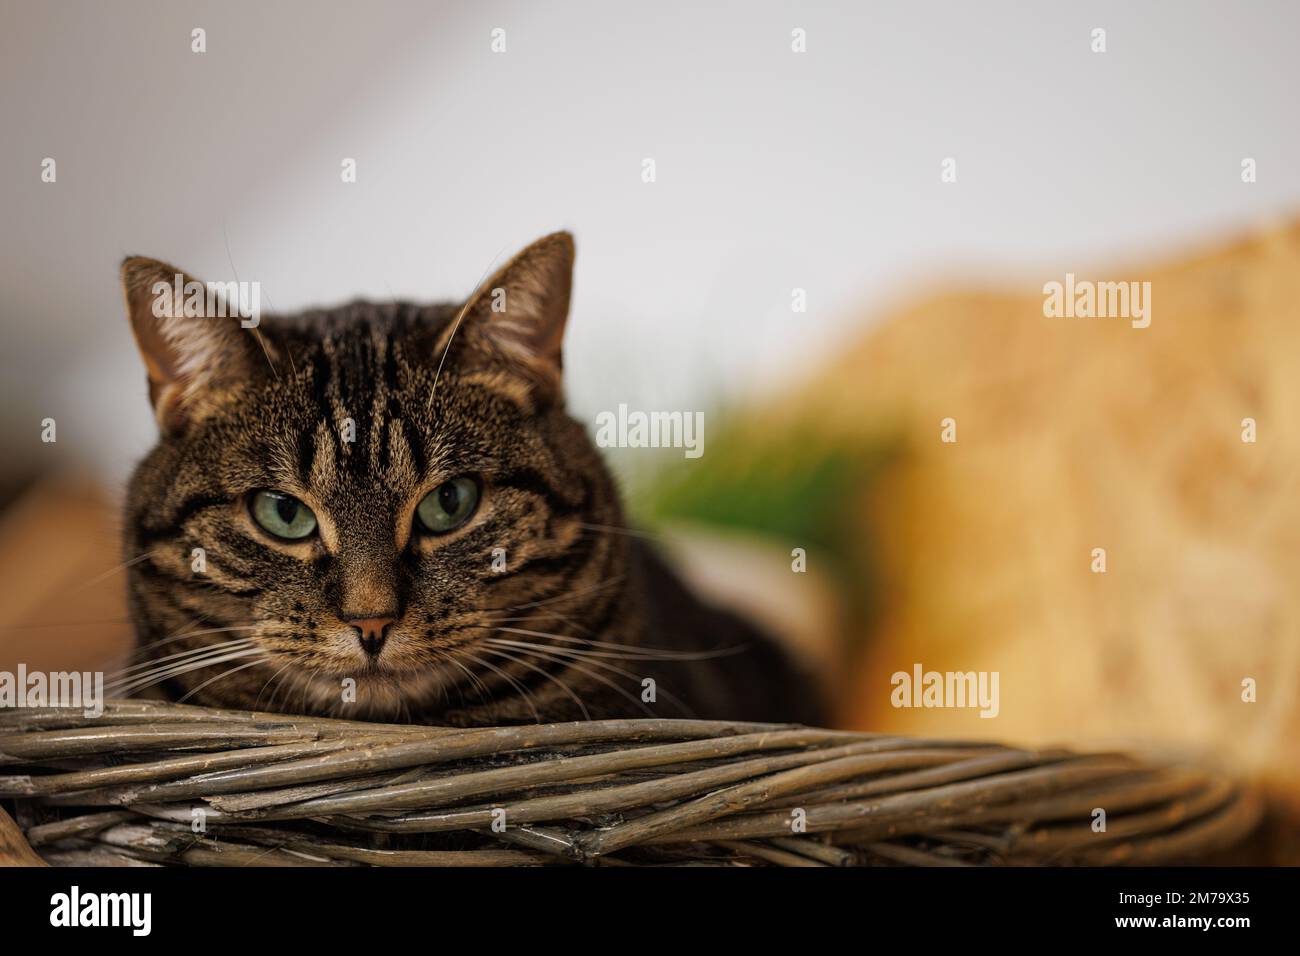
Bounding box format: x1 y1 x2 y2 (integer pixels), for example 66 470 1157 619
119 232 824 727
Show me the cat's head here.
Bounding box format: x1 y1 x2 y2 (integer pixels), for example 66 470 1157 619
120 233 629 721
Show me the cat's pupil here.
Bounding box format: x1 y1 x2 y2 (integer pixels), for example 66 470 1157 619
275 497 298 524
414 478 477 534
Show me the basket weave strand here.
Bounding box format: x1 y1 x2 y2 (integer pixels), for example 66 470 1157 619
0 700 1261 867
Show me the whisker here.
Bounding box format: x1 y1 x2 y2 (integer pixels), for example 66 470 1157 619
268 666 301 714
176 657 268 704
121 624 265 663
108 638 259 679
478 625 744 662
108 648 263 696
428 649 494 707
426 253 504 414
493 576 624 615
451 647 542 723
482 639 657 718
475 644 591 720
66 552 157 597
108 641 260 683
475 647 592 723
223 220 281 379
484 637 693 717
486 610 592 636
108 644 260 690
254 660 297 711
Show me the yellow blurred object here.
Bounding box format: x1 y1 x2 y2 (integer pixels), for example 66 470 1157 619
0 479 132 677
817 221 1300 795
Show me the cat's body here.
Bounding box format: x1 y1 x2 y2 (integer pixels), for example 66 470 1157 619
121 234 823 726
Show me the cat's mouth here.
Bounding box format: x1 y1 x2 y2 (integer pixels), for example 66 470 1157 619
250 618 486 716
266 652 458 717
304 654 417 681
276 635 454 687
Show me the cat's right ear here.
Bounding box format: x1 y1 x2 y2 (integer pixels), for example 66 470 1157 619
431 232 575 407
121 257 265 434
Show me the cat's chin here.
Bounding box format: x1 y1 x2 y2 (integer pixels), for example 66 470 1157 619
282 662 454 721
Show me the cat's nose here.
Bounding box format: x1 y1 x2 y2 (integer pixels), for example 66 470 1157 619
347 616 395 657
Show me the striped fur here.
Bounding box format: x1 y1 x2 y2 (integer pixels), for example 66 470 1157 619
121 234 824 726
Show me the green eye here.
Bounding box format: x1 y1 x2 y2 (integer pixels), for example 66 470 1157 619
416 478 479 534
250 490 318 540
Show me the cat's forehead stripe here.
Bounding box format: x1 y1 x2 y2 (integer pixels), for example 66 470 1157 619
298 318 430 494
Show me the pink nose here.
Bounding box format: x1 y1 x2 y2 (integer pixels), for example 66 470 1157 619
348 617 395 657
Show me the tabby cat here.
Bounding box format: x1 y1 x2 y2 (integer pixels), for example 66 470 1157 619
120 232 823 726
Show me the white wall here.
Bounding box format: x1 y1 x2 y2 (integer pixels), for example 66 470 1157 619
3 0 1298 490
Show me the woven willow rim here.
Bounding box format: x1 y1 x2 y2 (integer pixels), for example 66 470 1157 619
0 700 1261 867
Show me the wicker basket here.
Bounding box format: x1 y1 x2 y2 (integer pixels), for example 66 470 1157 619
0 700 1261 867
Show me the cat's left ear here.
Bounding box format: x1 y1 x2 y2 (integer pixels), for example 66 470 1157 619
435 231 574 406
120 256 267 434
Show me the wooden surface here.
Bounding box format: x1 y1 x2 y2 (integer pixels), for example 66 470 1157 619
0 806 45 867
1 700 1265 866
0 478 133 677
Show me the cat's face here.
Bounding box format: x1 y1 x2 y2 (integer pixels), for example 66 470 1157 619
121 234 629 721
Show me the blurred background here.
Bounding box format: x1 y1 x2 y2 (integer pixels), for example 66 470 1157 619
2 1 1299 820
